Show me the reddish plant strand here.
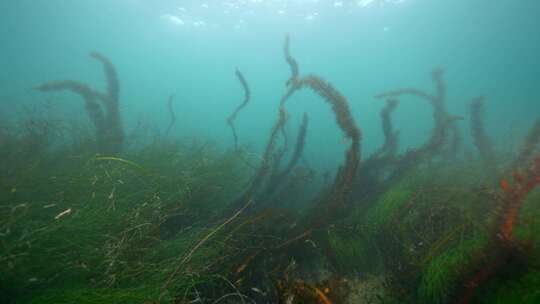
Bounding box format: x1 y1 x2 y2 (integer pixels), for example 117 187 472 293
458 155 540 304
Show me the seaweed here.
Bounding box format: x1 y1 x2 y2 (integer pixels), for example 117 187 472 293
226 69 251 150
34 52 124 154
6 31 540 304
231 36 303 209
165 94 176 136
283 34 299 86
377 99 400 158
376 68 449 162
246 36 362 222
297 75 361 218
470 97 496 171
419 234 489 304
515 118 540 167
279 113 309 182
374 68 462 185
264 112 309 197
457 155 540 304
447 123 462 159
355 98 400 189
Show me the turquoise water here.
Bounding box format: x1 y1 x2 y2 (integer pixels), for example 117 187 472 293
2 0 539 168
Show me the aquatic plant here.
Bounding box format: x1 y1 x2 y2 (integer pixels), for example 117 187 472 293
5 27 540 304
34 52 124 154
457 155 540 303
515 118 540 167
469 97 496 172
419 234 489 304
230 36 304 209
353 98 400 193
250 36 362 215
377 99 400 158
482 270 540 304
447 122 462 159
375 68 456 172
0 134 254 303
498 156 540 242
264 112 309 197
297 75 361 212
283 34 299 86
226 68 251 151
165 94 176 136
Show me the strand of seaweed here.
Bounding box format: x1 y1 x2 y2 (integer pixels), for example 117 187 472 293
229 37 362 270
362 98 400 172
515 118 540 167
457 155 540 304
34 52 124 154
165 94 176 136
250 35 361 219
230 35 301 209
470 96 496 171
349 69 457 201
264 112 309 197
377 99 400 158
349 99 401 198
296 75 361 217
227 69 251 151
375 68 462 181
277 113 309 183
447 122 462 158
284 34 299 87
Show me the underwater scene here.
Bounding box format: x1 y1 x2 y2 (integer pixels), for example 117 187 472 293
1 0 540 303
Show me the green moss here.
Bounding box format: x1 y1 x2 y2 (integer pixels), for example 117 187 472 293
364 177 416 233
514 190 540 245
328 229 374 273
480 270 540 304
418 233 488 304
27 287 169 304
0 140 249 303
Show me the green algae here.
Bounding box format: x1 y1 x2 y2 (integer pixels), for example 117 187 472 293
418 233 489 304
